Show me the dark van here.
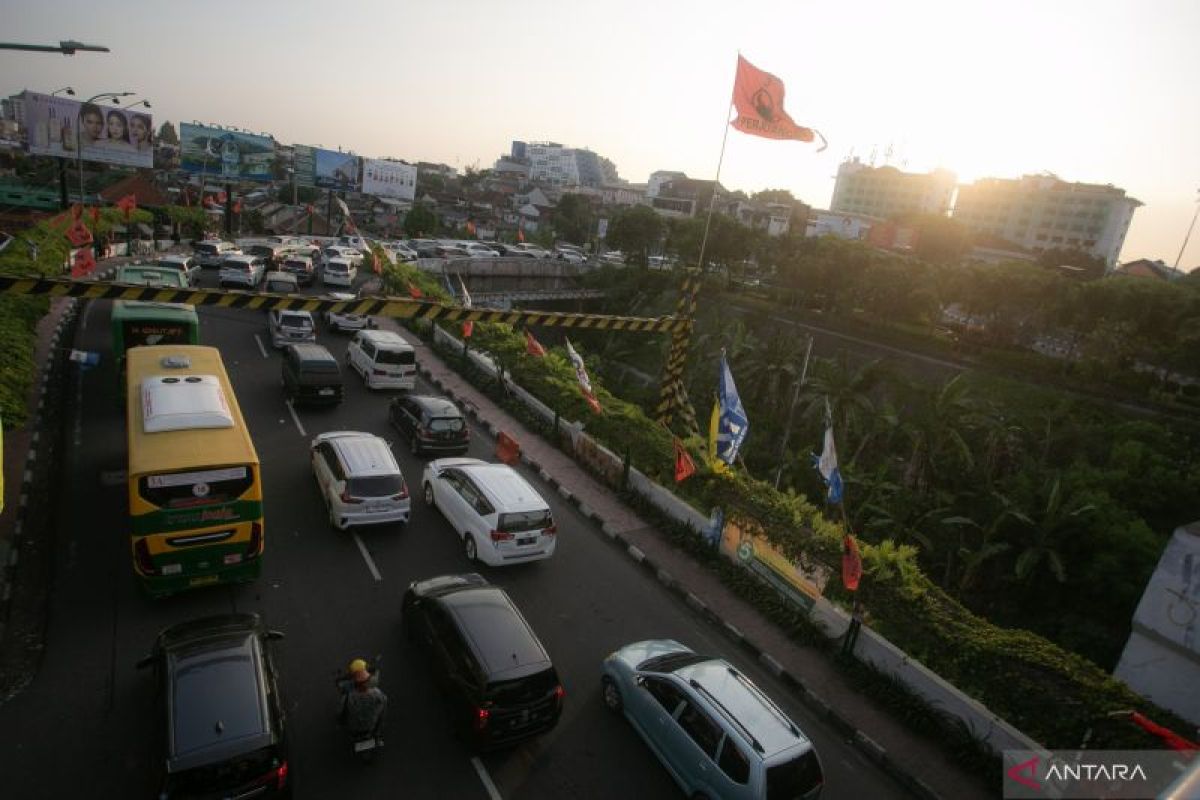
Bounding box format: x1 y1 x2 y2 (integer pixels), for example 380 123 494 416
402 573 564 751
282 343 343 407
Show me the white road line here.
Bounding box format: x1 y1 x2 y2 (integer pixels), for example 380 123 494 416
285 400 307 437
470 756 503 800
254 334 269 358
351 532 382 582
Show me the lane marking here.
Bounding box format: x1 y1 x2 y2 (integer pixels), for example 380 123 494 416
285 400 307 437
471 756 503 800
254 333 269 358
352 532 382 582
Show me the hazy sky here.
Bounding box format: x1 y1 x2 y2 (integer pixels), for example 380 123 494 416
5 0 1199 268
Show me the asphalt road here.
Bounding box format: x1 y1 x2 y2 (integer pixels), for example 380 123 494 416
0 267 910 799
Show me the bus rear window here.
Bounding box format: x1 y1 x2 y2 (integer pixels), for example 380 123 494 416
140 466 255 508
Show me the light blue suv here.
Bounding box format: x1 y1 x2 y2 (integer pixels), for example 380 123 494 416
602 640 824 800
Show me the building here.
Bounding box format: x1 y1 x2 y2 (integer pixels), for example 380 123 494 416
952 174 1141 268
1114 258 1182 281
830 159 956 220
1114 521 1200 727
509 141 619 188
806 210 876 241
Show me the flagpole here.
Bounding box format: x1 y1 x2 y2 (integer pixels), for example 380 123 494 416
695 55 740 275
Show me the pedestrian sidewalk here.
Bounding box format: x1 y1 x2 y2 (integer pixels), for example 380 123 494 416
379 318 991 800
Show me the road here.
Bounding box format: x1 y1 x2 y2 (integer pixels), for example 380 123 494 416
0 267 911 799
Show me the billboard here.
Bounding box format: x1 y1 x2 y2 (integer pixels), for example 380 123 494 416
362 158 416 201
293 145 359 191
23 91 153 169
179 123 275 181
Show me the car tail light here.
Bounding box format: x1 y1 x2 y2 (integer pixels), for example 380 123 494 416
553 684 565 705
490 530 514 542
393 482 409 501
474 706 490 731
340 489 363 504
245 522 262 559
372 368 388 376
542 524 557 537
134 538 155 575
275 760 289 790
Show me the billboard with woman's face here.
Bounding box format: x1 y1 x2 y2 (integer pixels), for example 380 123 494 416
179 123 275 181
22 91 153 169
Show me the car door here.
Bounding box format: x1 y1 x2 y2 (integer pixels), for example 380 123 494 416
391 397 418 442
312 443 339 504
434 469 471 531
632 676 691 789
671 698 727 797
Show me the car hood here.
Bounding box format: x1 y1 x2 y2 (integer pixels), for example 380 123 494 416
607 639 690 670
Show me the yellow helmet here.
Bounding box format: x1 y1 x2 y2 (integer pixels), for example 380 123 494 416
348 658 367 674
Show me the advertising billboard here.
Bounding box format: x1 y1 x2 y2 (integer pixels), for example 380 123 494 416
362 158 416 201
292 145 359 191
23 91 154 169
179 123 275 181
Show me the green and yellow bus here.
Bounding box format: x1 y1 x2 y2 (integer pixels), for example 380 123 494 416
111 301 200 385
125 345 263 596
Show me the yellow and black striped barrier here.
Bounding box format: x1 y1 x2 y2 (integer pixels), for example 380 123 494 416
0 275 687 333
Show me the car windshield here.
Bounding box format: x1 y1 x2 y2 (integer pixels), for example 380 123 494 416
346 474 403 498
428 417 464 433
637 651 710 673
267 281 296 293
766 751 824 799
327 263 349 274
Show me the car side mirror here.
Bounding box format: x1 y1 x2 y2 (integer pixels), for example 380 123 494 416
634 674 646 687
267 630 285 641
135 654 155 670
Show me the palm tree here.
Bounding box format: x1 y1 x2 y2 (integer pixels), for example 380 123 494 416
796 353 882 469
1009 474 1095 586
895 373 982 499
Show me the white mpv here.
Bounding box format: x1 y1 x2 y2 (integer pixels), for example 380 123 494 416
311 431 410 531
421 457 556 566
346 330 416 390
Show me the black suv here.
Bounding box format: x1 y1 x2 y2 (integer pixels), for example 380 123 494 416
137 613 291 798
388 394 469 456
402 574 563 751
282 343 343 407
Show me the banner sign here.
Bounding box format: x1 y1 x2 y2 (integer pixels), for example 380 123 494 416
315 148 360 191
292 145 316 187
719 516 829 611
23 91 154 168
362 158 416 201
179 123 275 181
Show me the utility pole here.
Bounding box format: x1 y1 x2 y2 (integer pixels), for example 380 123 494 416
1173 188 1200 272
773 335 814 489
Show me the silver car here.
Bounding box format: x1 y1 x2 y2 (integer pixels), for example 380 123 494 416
311 431 410 530
323 291 375 333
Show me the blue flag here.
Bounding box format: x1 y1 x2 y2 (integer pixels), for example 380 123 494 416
811 425 844 504
716 353 749 467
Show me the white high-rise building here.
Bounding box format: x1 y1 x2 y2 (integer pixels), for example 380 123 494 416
830 159 956 220
953 174 1141 268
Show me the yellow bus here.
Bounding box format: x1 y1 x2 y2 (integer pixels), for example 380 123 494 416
125 345 264 597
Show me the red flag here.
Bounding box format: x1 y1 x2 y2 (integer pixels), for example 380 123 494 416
234 199 243 214
306 203 315 216
65 219 93 248
407 283 423 299
71 203 83 220
462 320 474 338
1130 712 1200 753
466 220 476 236
673 439 696 483
71 248 96 278
842 534 862 591
90 205 100 225
731 55 818 144
216 190 227 204
524 329 546 357
371 250 381 275
517 225 525 244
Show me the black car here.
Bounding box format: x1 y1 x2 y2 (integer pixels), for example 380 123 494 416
388 394 470 456
402 574 563 751
137 614 291 798
282 343 343 407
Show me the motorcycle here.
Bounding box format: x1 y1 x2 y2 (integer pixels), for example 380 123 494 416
335 657 386 762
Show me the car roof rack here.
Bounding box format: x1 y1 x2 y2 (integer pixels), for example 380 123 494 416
725 666 800 737
688 677 764 753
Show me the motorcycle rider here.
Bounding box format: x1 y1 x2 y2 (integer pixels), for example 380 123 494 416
338 659 387 738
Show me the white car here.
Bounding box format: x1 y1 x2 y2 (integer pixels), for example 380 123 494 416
323 291 375 333
311 431 410 531
322 246 363 268
323 257 357 288
157 255 200 286
464 243 500 259
267 308 315 349
218 255 266 288
514 244 552 259
421 457 557 566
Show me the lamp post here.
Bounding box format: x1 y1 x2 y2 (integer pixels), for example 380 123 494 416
75 91 133 206
50 86 75 96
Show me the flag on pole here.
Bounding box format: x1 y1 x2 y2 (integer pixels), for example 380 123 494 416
517 224 525 244
216 190 227 204
564 338 602 414
466 220 476 236
233 198 243 215
524 329 546 357
1128 712 1200 753
116 194 137 221
371 250 381 274
812 424 844 504
714 353 749 468
708 401 730 474
71 248 96 278
673 438 696 483
407 283 423 299
842 534 862 591
66 218 93 248
730 55 825 148
458 274 473 338
90 205 100 224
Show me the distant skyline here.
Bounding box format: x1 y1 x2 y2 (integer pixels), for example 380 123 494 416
3 0 1198 270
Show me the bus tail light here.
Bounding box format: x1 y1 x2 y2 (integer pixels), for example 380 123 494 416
245 522 263 559
134 539 156 576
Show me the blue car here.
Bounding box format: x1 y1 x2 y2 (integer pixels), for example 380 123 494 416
602 640 823 799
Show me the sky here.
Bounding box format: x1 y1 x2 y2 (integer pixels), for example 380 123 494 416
4 0 1199 268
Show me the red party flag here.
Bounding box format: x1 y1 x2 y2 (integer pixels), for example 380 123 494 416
466 220 476 236
216 190 227 204
371 250 381 274
842 534 863 592
116 193 137 221
731 55 822 145
517 225 525 244
66 219 93 248
462 320 474 338
407 283 423 299
673 439 696 483
524 329 546 357
90 206 100 224
233 199 243 214
70 248 96 278
1129 712 1200 753
71 203 83 220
